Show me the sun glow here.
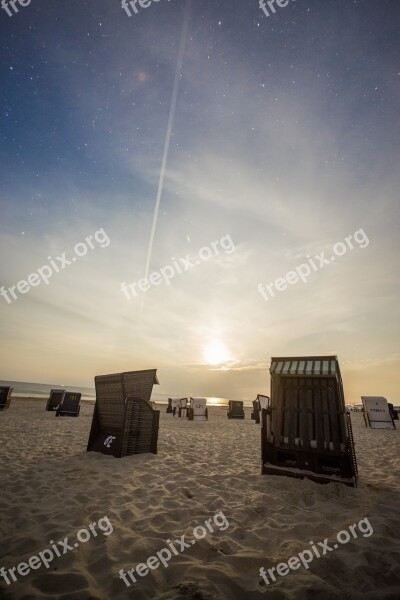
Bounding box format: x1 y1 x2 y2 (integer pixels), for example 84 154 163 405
203 340 231 365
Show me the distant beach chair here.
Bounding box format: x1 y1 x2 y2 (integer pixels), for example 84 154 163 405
361 396 396 429
178 398 188 418
251 395 270 424
261 356 358 487
188 397 208 421
388 403 399 421
166 398 173 414
251 398 260 423
0 386 13 411
87 369 160 457
227 400 245 419
172 398 181 417
258 395 270 410
46 389 66 412
56 392 81 417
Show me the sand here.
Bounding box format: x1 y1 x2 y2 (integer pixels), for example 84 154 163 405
0 399 399 600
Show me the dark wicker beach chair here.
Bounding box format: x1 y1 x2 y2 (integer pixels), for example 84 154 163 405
46 389 65 411
166 398 173 414
261 356 358 487
227 400 245 419
87 369 160 457
56 392 81 417
0 386 13 410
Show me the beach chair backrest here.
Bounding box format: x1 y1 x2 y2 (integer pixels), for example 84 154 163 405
229 400 243 412
123 369 159 403
228 400 245 419
0 386 13 410
269 357 348 453
281 376 346 451
46 389 65 411
57 392 81 416
258 395 270 410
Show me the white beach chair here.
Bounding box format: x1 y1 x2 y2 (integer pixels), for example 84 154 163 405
189 397 208 421
258 395 270 410
361 396 396 429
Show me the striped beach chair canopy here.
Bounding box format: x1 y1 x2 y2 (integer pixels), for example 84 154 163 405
270 356 339 377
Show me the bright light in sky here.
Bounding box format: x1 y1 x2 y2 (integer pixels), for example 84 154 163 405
203 341 231 365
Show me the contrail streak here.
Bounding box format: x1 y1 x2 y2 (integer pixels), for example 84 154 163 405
142 0 191 292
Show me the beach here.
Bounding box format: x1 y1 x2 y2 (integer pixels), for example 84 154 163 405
0 399 399 600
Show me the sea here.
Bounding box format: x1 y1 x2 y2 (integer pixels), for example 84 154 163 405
0 380 96 401
0 381 249 406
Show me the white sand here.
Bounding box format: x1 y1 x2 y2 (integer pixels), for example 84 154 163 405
0 400 399 600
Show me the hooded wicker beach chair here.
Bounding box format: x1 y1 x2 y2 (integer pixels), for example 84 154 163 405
188 397 208 421
261 356 358 487
46 389 66 412
0 386 13 410
227 400 245 419
56 392 81 417
87 369 160 457
361 396 396 429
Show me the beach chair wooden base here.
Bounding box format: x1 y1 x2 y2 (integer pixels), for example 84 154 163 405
188 408 208 421
56 405 81 417
262 462 357 488
262 439 356 484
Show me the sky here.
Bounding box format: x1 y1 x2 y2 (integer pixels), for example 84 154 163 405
0 0 399 403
